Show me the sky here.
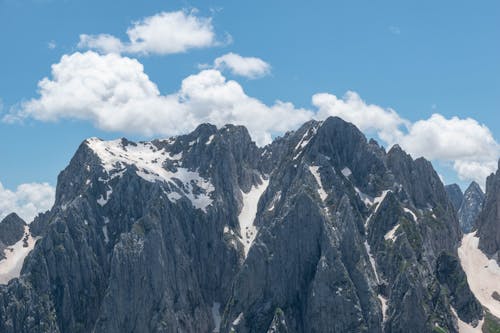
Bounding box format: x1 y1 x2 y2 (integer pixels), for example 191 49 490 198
0 0 499 221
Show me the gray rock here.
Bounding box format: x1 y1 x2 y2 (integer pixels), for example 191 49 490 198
476 160 500 263
0 213 27 260
0 117 483 333
445 184 463 212
457 181 484 233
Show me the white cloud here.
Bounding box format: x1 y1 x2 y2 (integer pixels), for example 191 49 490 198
211 53 271 79
397 114 500 185
5 51 499 187
78 10 218 55
0 182 55 222
6 51 311 145
312 91 408 144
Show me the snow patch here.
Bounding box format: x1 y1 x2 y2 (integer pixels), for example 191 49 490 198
364 240 380 283
384 224 399 241
293 125 320 160
373 190 391 215
238 178 269 258
0 226 38 284
232 312 244 326
378 295 388 322
87 138 214 212
341 167 352 177
309 166 328 201
102 226 109 243
97 188 113 206
211 302 221 332
403 208 418 222
355 187 375 207
458 232 500 318
206 135 215 145
267 191 281 211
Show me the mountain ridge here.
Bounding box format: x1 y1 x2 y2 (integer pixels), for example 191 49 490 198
0 116 487 333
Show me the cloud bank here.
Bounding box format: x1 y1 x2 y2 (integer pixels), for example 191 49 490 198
5 49 499 186
0 182 55 222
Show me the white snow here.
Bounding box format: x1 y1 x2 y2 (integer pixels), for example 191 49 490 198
458 232 500 318
309 166 328 201
206 135 215 145
166 191 182 201
384 224 399 241
378 295 388 322
355 187 375 207
450 305 484 333
0 226 37 284
238 178 269 258
403 208 418 222
97 188 113 206
364 240 380 283
341 167 352 177
102 226 109 243
373 190 391 215
293 125 320 160
86 138 215 212
232 312 244 326
211 302 222 332
267 191 281 211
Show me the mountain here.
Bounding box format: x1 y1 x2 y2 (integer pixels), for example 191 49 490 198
476 163 500 263
0 213 37 284
0 213 26 253
0 117 484 333
457 167 500 327
446 184 464 212
457 182 485 233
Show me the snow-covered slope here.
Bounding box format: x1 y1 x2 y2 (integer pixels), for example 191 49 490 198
458 232 500 319
0 226 37 284
238 177 269 257
86 137 215 212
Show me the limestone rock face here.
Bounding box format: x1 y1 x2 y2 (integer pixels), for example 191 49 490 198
0 213 27 259
446 184 463 212
0 117 483 333
457 182 484 233
476 162 500 263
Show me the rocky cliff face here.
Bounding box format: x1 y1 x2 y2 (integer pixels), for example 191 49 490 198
457 182 485 233
0 214 26 256
446 184 464 212
0 117 483 333
476 162 500 263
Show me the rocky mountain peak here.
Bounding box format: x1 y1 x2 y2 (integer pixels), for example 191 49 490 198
457 181 485 233
476 162 500 262
0 213 26 247
445 183 464 211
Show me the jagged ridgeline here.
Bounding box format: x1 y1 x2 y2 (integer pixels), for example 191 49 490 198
0 117 487 333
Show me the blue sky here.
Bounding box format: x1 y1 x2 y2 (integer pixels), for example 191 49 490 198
0 0 499 220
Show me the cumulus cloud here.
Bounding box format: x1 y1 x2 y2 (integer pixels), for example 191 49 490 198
78 10 219 55
397 114 500 185
0 182 55 222
5 51 499 186
211 53 271 79
312 91 408 144
6 51 311 145
312 93 499 185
